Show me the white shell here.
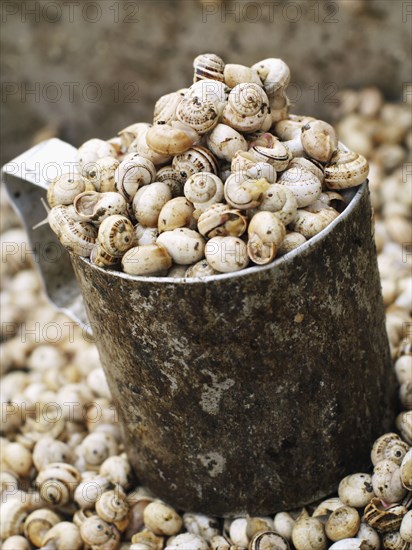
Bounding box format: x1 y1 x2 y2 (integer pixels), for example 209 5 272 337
98 215 135 256
400 448 412 490
172 146 219 180
278 167 322 208
197 203 248 238
206 124 248 162
249 140 290 171
247 211 286 265
89 156 120 193
128 126 172 165
325 506 360 542
290 208 339 238
134 224 159 245
77 139 117 175
224 174 269 209
133 182 172 227
158 197 195 232
338 473 375 508
165 532 209 550
115 153 156 202
122 244 172 276
400 510 412 542
193 53 225 83
205 236 249 273
292 518 327 550
224 64 262 88
324 143 369 190
185 260 218 279
153 92 184 125
301 120 338 163
74 191 128 225
184 173 224 213
157 228 205 265
186 79 229 114
143 500 183 536
372 459 407 503
252 58 290 97
223 83 269 133
258 184 298 225
176 97 219 135
47 173 93 207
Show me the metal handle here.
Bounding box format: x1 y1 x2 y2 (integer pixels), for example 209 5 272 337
1 139 88 328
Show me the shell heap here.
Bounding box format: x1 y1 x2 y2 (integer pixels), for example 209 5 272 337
46 53 370 278
1 86 411 549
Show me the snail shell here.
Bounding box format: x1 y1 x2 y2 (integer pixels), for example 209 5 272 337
134 224 160 245
96 488 129 529
80 516 121 550
2 536 31 550
224 64 262 88
372 459 407 503
97 215 135 256
74 475 111 509
78 432 118 470
228 517 248 547
338 473 375 508
231 151 277 184
291 518 327 550
118 122 150 150
77 139 117 176
371 433 410 466
206 124 248 162
356 523 381 550
248 530 289 550
400 510 412 543
396 411 412 445
290 207 339 238
156 166 185 197
90 244 120 267
400 449 412 490
173 145 219 180
185 260 219 278
184 173 224 213
382 531 410 550
324 143 369 189
223 83 269 133
251 58 290 97
158 197 195 232
115 153 156 202
168 264 189 278
133 182 172 228
41 521 83 550
312 497 346 518
186 79 229 114
325 506 360 542
258 184 298 225
35 462 81 506
246 517 274 539
48 205 97 257
47 173 94 207
197 203 248 238
363 497 407 533
273 512 295 542
153 92 184 124
205 236 249 273
128 126 172 165
146 123 197 156
247 211 286 265
32 436 74 471
23 508 61 547
176 97 219 135
99 454 131 487
165 532 209 550
143 500 183 536
157 228 205 265
301 120 338 163
3 441 33 477
249 140 291 171
0 499 30 539
269 90 290 124
278 167 322 208
87 156 119 193
224 174 269 209
122 244 172 276
74 191 128 225
328 540 368 550
193 53 225 83
131 529 164 550
288 157 324 183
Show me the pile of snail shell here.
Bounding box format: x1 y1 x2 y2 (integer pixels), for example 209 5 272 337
44 53 370 278
1 82 411 548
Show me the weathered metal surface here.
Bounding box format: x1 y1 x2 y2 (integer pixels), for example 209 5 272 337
70 183 396 516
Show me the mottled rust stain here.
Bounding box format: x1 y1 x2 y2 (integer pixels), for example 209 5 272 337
71 185 396 516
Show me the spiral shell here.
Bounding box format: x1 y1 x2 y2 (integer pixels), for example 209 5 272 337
158 197 195 232
205 236 249 273
290 207 339 238
186 79 229 115
143 500 183 536
80 516 121 549
291 518 326 550
224 174 269 209
74 191 128 225
338 473 375 508
23 508 61 547
206 124 248 162
382 531 410 549
325 506 360 542
185 259 218 278
251 58 290 97
48 205 97 257
157 228 205 265
0 499 31 539
87 156 120 193
396 411 412 445
32 436 74 471
247 211 286 265
258 184 298 225
371 433 410 466
115 153 156 202
153 92 184 124
47 173 94 207
223 83 269 133
184 172 224 211
74 475 111 509
122 244 172 276
146 123 197 156
128 126 172 165
97 215 135 256
193 53 225 83
301 120 338 163
400 448 412 490
78 432 118 470
90 245 120 267
288 157 324 183
324 143 369 189
176 97 219 135
96 489 129 529
156 166 185 197
197 203 248 238
231 151 277 184
35 462 81 506
173 145 219 180
372 459 407 504
2 535 31 550
278 167 322 208
42 521 82 550
224 64 262 89
77 139 117 176
248 530 290 550
363 498 407 533
249 140 291 171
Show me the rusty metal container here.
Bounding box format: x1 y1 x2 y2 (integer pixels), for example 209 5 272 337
3 140 396 516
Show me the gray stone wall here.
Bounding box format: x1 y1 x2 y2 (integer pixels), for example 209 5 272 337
1 0 410 162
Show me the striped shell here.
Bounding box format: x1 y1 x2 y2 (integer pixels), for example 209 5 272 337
48 205 97 257
184 173 224 208
80 516 120 548
288 157 324 183
197 203 247 238
156 166 185 197
324 143 369 189
249 140 291 171
223 83 269 133
47 174 94 207
193 53 225 83
176 97 219 134
153 92 184 124
74 192 128 225
172 146 219 180
363 498 408 533
115 154 156 202
35 462 81 506
90 245 120 267
371 433 410 466
97 215 135 256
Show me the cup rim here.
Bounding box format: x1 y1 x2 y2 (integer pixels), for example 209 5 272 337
79 182 367 284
